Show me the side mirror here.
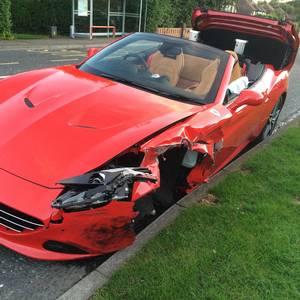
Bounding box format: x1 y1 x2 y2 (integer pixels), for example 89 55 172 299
229 90 264 111
86 47 100 59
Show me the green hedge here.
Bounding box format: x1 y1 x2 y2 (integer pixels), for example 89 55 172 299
0 0 13 39
10 0 236 35
11 0 72 35
145 0 198 32
145 0 237 32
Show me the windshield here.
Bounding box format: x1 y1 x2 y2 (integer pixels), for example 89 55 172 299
79 33 229 104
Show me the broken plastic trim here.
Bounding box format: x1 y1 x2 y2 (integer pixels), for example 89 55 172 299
52 167 157 212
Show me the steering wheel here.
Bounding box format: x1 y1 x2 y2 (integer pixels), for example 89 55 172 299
124 53 148 70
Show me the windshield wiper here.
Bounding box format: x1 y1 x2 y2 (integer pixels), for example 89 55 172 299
156 91 204 105
98 72 130 83
98 72 204 105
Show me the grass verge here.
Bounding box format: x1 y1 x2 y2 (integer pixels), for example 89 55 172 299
94 121 300 300
13 34 49 40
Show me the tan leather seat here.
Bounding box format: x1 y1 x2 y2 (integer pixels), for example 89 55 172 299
226 50 242 83
177 55 211 89
149 50 184 86
176 55 219 98
191 59 220 97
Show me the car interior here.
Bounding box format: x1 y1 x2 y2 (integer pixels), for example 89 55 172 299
199 28 290 70
197 28 288 94
147 45 221 99
148 37 264 105
80 33 255 104
145 38 267 101
148 46 185 86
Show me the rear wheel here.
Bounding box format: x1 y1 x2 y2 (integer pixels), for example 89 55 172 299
258 96 284 141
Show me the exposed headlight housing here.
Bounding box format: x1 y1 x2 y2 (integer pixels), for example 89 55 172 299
52 167 157 212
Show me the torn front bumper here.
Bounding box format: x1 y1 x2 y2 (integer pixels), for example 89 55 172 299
0 168 137 260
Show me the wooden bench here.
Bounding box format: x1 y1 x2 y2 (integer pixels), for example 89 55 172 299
90 26 116 39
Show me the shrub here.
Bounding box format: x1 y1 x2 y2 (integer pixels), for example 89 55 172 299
145 0 238 32
0 0 13 39
10 0 238 35
11 0 72 35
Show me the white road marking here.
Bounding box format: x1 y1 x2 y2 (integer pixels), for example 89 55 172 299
0 62 19 66
56 54 86 57
26 49 48 53
50 58 80 62
64 50 83 54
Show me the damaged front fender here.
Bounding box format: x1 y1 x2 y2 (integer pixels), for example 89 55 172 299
132 107 231 199
49 107 230 256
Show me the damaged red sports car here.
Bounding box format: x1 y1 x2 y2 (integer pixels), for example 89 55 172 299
0 9 298 260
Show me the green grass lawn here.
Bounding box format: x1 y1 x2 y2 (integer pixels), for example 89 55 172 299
13 33 49 40
94 121 300 300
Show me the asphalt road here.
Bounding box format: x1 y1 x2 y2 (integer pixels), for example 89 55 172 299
0 48 87 76
0 49 299 300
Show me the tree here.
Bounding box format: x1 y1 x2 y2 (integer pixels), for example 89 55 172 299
146 0 238 32
0 0 12 39
199 0 238 11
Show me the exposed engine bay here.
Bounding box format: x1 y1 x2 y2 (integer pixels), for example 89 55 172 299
51 145 200 227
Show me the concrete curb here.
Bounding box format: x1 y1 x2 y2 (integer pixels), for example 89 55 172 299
57 111 300 300
58 205 184 300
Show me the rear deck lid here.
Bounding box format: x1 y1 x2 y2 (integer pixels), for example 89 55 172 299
192 9 299 70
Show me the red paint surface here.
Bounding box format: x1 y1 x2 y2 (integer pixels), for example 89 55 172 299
0 18 297 259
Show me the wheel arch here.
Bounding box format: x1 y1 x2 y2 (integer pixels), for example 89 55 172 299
280 91 287 108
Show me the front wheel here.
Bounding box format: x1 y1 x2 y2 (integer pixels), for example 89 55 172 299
258 96 284 141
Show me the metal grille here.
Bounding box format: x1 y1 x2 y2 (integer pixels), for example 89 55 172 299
0 203 44 232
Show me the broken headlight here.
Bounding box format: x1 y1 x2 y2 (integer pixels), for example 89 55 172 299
52 167 157 212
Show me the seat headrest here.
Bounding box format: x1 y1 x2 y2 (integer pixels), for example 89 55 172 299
226 50 239 62
159 44 182 59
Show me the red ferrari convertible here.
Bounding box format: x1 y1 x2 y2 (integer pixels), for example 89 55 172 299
0 9 298 260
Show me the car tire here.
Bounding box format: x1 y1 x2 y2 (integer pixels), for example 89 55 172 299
258 96 284 141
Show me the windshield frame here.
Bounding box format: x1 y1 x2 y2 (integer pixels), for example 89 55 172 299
79 32 229 105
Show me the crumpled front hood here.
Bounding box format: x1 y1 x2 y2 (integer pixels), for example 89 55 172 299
0 66 199 188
